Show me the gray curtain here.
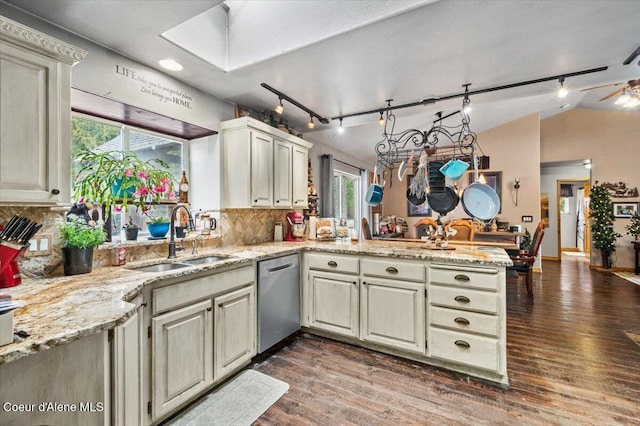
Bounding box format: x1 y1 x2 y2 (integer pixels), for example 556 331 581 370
320 154 334 217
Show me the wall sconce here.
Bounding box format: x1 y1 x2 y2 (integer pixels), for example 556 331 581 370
513 177 520 206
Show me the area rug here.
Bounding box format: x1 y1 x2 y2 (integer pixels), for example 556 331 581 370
624 330 640 348
164 369 289 426
614 271 640 287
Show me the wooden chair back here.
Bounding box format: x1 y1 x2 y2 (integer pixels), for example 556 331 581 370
444 219 475 241
528 221 545 257
362 217 372 240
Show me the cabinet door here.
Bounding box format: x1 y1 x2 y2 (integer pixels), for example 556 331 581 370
214 286 256 382
361 278 425 354
0 43 69 204
112 297 144 426
152 299 213 419
251 131 274 207
273 140 293 208
292 145 308 208
309 271 359 338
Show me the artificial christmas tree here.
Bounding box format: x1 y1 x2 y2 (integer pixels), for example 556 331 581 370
590 182 621 268
626 213 640 241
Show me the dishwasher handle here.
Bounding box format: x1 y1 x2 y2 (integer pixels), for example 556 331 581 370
265 263 297 274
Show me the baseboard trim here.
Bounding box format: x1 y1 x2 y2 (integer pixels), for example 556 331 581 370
542 256 559 261
561 248 581 252
533 267 542 273
589 266 634 273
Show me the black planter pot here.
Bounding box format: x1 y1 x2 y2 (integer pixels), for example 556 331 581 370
62 247 94 276
125 227 139 241
601 251 612 269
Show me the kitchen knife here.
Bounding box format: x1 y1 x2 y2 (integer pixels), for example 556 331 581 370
21 223 42 245
0 215 20 239
9 218 29 241
16 222 36 245
2 216 24 241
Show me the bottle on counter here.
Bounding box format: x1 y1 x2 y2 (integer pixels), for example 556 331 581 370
179 170 189 204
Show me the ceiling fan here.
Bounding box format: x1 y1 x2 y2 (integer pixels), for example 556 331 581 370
580 79 640 106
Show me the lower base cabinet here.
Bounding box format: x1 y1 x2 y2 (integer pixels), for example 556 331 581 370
360 278 425 354
308 271 359 338
214 285 256 381
152 299 213 420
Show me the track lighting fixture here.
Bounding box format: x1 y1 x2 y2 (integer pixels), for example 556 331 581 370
274 97 284 114
308 115 315 129
338 118 345 133
558 77 568 98
378 111 385 126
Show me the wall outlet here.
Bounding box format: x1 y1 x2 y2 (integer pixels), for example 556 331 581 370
522 215 533 223
23 233 53 257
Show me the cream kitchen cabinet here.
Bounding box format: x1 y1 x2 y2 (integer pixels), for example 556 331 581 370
214 285 256 382
221 117 312 209
112 295 145 426
0 16 86 205
360 257 426 354
308 270 360 338
152 299 213 420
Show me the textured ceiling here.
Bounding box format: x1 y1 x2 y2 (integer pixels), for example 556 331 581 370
3 0 639 164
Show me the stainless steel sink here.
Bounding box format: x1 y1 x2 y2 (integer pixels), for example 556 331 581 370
182 256 230 265
128 262 193 273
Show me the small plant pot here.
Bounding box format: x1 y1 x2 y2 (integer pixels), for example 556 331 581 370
148 222 170 238
62 247 94 276
125 227 139 241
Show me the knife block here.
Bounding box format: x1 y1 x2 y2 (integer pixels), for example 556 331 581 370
0 243 28 288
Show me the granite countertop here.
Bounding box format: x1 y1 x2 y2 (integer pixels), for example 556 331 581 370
0 240 511 365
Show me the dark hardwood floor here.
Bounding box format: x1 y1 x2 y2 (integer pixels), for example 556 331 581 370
252 259 640 425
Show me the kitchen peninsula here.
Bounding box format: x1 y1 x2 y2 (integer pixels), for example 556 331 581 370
0 240 511 425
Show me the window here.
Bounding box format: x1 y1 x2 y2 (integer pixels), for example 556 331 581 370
71 114 188 236
333 170 361 232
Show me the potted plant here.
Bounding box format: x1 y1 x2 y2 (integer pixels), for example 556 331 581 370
73 148 176 218
590 181 621 268
519 228 532 253
626 212 640 241
147 215 170 238
57 214 106 275
124 217 140 241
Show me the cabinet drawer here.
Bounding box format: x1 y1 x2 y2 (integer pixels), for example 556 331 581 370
153 266 255 314
429 263 499 291
429 285 498 314
361 258 425 282
429 328 500 372
430 306 499 337
306 252 359 274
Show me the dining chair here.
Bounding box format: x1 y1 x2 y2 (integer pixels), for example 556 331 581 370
444 219 475 241
507 221 545 298
361 217 372 240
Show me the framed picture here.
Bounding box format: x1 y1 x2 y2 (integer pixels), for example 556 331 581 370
407 175 431 217
612 202 638 218
469 171 502 214
540 193 549 227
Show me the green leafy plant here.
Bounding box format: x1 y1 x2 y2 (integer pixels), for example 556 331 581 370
147 215 169 224
73 148 176 218
57 215 106 249
519 228 532 252
626 213 640 240
590 181 621 268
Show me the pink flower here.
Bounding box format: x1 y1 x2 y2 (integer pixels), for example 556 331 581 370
93 182 98 188
124 169 134 177
168 191 175 199
153 184 165 193
78 196 85 203
135 186 149 197
138 171 149 179
114 205 123 212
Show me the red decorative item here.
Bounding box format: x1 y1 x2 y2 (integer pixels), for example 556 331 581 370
284 212 305 242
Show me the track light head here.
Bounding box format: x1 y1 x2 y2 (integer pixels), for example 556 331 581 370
308 115 315 129
274 98 284 114
378 111 385 126
338 118 345 133
558 77 568 98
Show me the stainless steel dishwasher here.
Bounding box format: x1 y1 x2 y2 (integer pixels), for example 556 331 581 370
257 253 300 353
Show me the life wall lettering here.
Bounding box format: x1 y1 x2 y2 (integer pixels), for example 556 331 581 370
115 65 193 109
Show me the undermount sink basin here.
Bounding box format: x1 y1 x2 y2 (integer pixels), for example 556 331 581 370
128 262 193 273
182 256 230 265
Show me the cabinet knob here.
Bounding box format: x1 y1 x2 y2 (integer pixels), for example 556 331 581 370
218 303 223 308
254 199 258 202
385 267 399 274
454 317 470 325
353 281 358 285
141 301 148 308
327 261 338 267
207 307 213 311
454 340 470 349
454 274 470 282
51 188 60 195
362 281 367 286
276 200 280 203
454 295 470 304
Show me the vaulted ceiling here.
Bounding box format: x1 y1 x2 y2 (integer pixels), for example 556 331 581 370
3 0 639 163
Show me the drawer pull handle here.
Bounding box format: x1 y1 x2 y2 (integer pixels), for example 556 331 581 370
454 295 470 303
385 267 399 274
327 261 338 267
454 317 470 325
454 274 470 281
454 340 470 349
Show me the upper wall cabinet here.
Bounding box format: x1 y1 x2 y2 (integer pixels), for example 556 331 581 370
0 16 86 205
221 117 313 209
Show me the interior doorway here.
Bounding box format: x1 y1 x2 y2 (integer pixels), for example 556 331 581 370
556 178 590 260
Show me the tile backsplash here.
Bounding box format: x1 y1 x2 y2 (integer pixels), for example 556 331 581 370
1 205 285 277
